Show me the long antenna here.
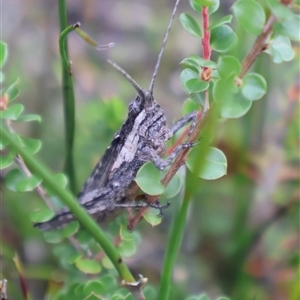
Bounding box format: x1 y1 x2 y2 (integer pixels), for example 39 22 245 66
107 59 145 98
149 0 181 93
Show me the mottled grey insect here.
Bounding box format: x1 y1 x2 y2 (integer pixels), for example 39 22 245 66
36 0 197 230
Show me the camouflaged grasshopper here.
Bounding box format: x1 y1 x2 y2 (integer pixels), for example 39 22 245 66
36 0 197 230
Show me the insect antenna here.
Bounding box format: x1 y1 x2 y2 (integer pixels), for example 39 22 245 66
149 0 181 94
107 59 145 98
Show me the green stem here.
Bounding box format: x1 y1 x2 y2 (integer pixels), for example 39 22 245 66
1 128 136 283
58 0 76 193
157 190 190 300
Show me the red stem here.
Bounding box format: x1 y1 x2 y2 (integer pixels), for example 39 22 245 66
202 7 211 61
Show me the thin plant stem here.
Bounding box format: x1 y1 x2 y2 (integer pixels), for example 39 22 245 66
156 192 190 300
58 0 76 193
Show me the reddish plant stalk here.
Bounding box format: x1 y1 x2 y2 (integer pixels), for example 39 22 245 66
202 7 211 61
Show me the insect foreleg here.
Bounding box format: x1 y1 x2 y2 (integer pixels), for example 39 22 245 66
144 142 194 171
165 110 198 140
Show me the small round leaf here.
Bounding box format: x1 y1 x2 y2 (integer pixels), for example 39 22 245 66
0 154 14 169
0 104 24 120
75 259 101 274
182 98 200 116
61 221 79 237
21 138 42 154
209 15 233 30
242 73 267 101
179 13 202 38
43 231 63 243
16 114 42 122
273 15 300 42
267 35 295 64
5 168 42 192
210 25 237 53
187 147 227 180
135 162 165 195
232 0 266 35
213 77 236 103
120 225 134 241
29 209 55 223
117 240 137 258
217 56 241 79
84 280 106 296
143 208 162 227
220 96 252 119
163 173 182 199
185 78 209 94
267 0 295 19
102 256 114 269
67 253 83 264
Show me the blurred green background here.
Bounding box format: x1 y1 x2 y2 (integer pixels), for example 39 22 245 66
1 1 299 299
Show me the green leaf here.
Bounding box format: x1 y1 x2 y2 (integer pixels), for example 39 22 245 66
0 139 8 150
180 58 200 73
98 274 118 292
266 35 295 63
29 209 55 223
46 173 68 196
0 41 8 68
163 173 182 198
0 153 14 169
185 78 209 94
189 0 219 14
266 0 295 19
216 297 231 300
210 25 238 53
0 104 24 120
4 78 20 102
61 221 79 237
5 168 42 192
232 0 266 35
120 225 134 241
213 76 253 118
182 98 200 116
273 15 300 41
219 94 252 119
67 253 83 264
16 114 42 122
180 69 199 95
21 138 42 154
75 259 101 274
102 256 114 269
242 73 267 101
209 15 233 30
179 13 202 38
208 0 219 14
135 162 165 195
117 240 137 258
187 147 227 180
83 293 103 300
143 208 162 227
83 280 106 296
43 231 63 243
180 56 217 72
217 56 241 79
213 76 236 103
16 175 42 192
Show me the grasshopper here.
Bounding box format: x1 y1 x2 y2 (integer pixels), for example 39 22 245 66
36 0 197 230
